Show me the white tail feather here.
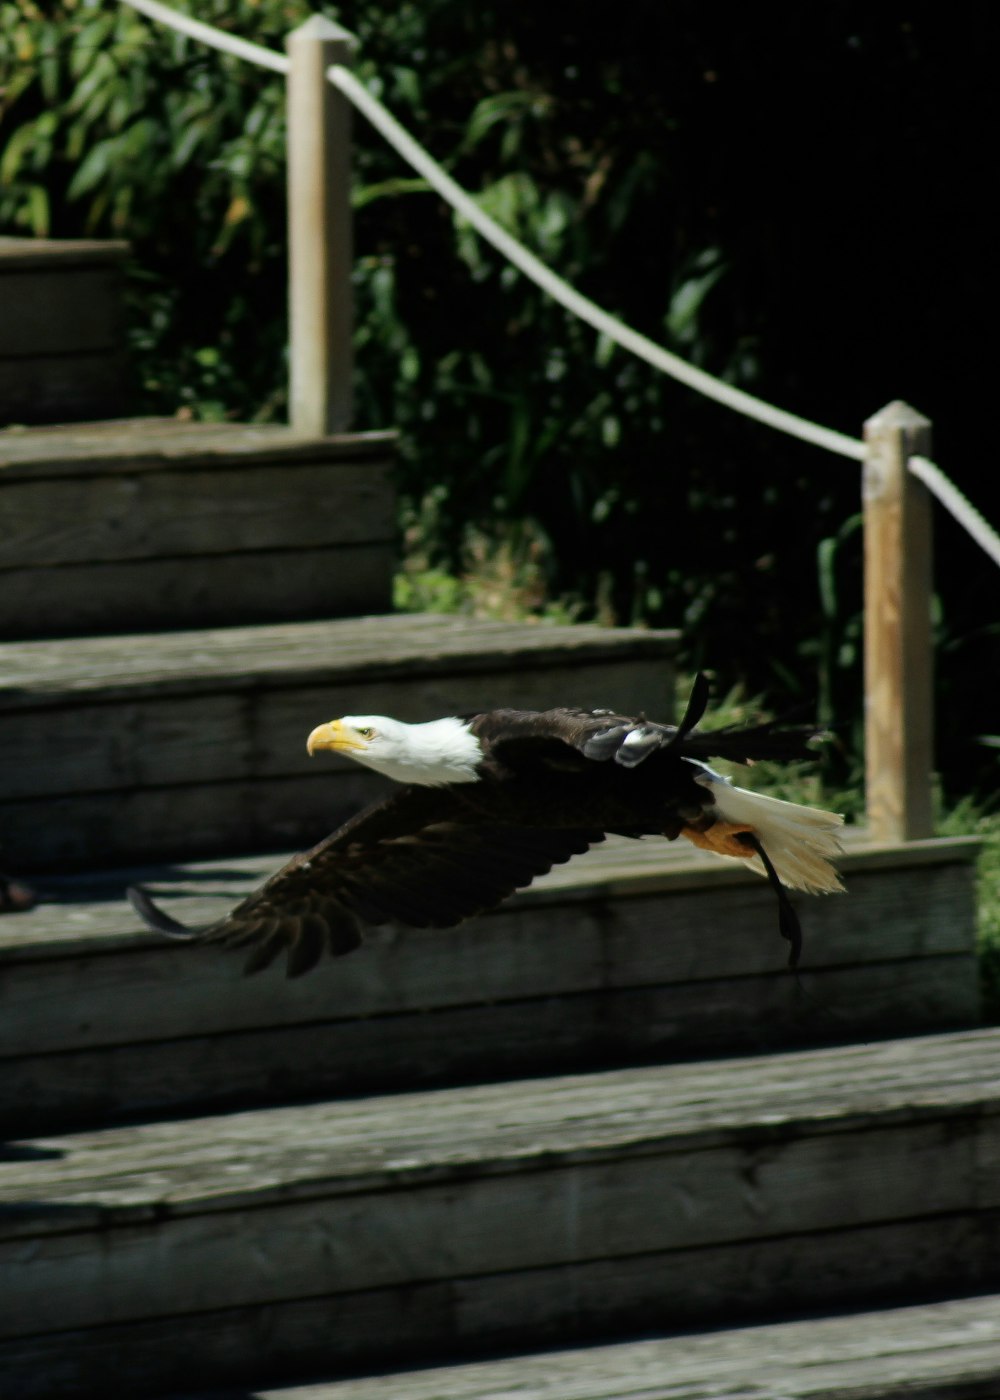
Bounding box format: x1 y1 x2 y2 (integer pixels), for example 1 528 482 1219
692 766 844 894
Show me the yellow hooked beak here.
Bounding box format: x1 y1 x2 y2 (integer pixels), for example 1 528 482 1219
306 719 367 757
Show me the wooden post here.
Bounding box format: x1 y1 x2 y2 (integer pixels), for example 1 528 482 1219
862 401 934 842
286 15 355 436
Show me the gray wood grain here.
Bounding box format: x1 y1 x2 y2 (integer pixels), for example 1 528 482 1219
240 1292 1000 1400
0 842 978 1051
0 614 678 707
0 653 674 795
0 827 977 958
0 418 400 626
0 543 396 639
4 1212 999 1400
0 240 129 427
0 829 981 1132
0 955 981 1136
1 1121 982 1334
0 418 396 477
0 353 127 427
3 1027 997 1222
0 1215 991 1400
0 460 395 568
1 1030 998 1345
0 268 122 358
0 236 129 265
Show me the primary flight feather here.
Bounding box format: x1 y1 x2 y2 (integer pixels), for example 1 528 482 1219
129 675 843 978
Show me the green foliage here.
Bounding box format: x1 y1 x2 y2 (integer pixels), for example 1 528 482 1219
979 828 1000 1023
937 805 1000 1024
394 491 583 624
0 0 308 414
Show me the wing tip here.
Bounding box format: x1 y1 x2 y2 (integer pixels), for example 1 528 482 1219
127 884 195 940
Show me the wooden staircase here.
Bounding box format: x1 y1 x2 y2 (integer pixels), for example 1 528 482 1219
0 831 980 1137
1 1029 997 1398
0 240 994 1400
179 1297 1000 1400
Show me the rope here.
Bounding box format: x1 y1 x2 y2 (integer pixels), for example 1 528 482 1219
908 456 1000 568
118 0 290 74
114 2 998 567
328 64 867 464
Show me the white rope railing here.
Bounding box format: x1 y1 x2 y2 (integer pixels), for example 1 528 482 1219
328 65 866 465
116 0 999 571
118 0 864 463
908 456 1000 568
120 0 290 73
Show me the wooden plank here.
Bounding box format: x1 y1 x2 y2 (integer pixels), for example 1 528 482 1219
0 268 122 357
1 640 672 786
236 1293 1000 1400
3 1215 1000 1400
0 624 676 865
1 840 979 1135
0 852 978 1055
863 401 935 841
0 956 980 1136
0 775 372 868
0 614 678 708
0 460 395 568
3 1027 997 1225
0 419 399 626
0 236 130 268
1 1032 998 1339
0 418 397 478
0 665 674 864
0 543 395 637
0 654 673 799
1 1121 984 1336
0 828 978 958
0 352 127 426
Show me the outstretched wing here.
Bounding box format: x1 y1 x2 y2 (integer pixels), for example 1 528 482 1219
130 785 605 978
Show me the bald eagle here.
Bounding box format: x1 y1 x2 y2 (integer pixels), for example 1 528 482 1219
129 676 843 978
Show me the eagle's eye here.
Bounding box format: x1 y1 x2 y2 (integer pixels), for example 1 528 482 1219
357 726 375 739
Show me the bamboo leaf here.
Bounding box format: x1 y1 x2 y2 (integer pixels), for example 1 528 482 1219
0 121 37 184
352 176 431 209
462 90 539 153
66 136 114 200
66 49 116 115
26 182 50 236
666 259 727 342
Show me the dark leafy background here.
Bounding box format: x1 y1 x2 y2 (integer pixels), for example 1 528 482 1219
1 0 995 799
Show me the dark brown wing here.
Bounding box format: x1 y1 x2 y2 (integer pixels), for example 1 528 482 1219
469 676 823 772
130 784 605 978
466 707 657 772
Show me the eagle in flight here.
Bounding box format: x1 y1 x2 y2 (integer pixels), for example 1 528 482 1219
129 675 843 978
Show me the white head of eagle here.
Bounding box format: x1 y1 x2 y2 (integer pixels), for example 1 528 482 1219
307 715 484 786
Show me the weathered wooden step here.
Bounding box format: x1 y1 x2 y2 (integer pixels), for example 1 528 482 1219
170 1292 1000 1400
0 612 677 868
0 417 397 633
0 238 129 426
0 832 980 1134
2 1029 999 1399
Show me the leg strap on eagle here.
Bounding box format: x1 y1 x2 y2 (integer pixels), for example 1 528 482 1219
737 831 803 968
